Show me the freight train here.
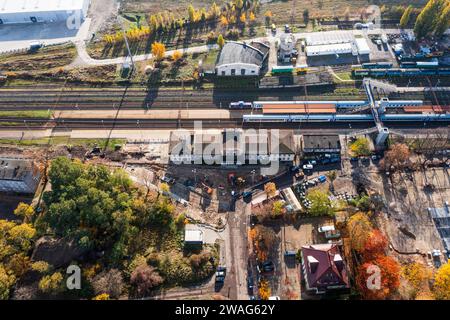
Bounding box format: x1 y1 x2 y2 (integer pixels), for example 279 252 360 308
353 68 450 78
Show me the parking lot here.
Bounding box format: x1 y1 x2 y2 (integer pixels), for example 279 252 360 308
0 19 90 53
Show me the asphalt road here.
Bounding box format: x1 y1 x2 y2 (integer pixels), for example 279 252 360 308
219 200 251 300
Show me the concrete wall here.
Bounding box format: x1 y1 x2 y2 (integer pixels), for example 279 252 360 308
216 63 260 76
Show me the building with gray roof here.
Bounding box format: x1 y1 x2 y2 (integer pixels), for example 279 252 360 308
216 41 269 76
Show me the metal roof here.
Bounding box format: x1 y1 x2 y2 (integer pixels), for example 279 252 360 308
355 37 371 55
216 41 267 67
184 228 203 243
306 43 353 56
0 0 86 14
305 31 355 46
261 102 337 114
429 203 450 253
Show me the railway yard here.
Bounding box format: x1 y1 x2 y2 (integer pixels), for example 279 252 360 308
0 0 449 304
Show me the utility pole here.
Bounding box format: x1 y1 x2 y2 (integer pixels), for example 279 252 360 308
118 17 135 77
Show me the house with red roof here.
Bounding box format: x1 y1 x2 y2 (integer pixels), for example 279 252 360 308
301 243 350 294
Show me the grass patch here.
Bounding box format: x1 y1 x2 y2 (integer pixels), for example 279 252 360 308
0 43 76 73
335 71 353 81
0 137 126 151
0 110 52 119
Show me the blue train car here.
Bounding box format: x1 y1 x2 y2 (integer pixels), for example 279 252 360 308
438 68 450 76
371 69 388 77
335 101 368 108
400 62 417 68
386 69 402 76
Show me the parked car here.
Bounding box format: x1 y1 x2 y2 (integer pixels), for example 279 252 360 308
215 266 227 283
303 164 313 170
161 176 176 184
242 191 253 198
284 250 297 257
318 225 335 233
269 296 280 300
262 261 275 272
247 276 254 292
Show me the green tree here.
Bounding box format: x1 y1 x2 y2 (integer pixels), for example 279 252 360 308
400 5 413 28
414 0 446 38
350 137 371 157
434 3 450 37
217 34 225 48
272 201 285 217
307 190 334 216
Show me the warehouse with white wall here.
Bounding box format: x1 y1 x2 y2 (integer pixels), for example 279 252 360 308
0 0 90 25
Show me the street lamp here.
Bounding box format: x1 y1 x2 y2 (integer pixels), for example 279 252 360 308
251 169 256 185
192 169 197 184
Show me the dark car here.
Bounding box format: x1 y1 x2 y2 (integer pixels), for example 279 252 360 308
242 191 253 198
262 261 275 272
161 176 176 184
290 165 301 172
215 267 226 283
247 276 254 292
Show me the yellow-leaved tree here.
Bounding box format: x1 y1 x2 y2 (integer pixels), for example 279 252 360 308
433 261 450 300
151 42 166 60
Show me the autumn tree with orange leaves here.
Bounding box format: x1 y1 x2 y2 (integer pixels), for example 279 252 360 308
356 255 401 299
362 229 388 260
249 225 277 261
259 279 271 300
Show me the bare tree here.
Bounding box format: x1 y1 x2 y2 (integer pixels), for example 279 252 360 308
92 269 125 299
130 264 163 297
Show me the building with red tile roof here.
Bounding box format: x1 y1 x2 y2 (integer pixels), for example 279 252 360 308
301 243 350 294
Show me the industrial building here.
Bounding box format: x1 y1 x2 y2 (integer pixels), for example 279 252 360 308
0 0 90 25
216 41 270 76
304 31 371 59
278 33 297 63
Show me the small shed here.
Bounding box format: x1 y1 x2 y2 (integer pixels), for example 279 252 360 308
184 229 204 245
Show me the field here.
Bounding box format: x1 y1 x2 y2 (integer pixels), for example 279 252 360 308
0 44 76 73
121 0 428 22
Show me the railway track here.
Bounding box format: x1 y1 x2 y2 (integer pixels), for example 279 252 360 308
0 118 448 131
